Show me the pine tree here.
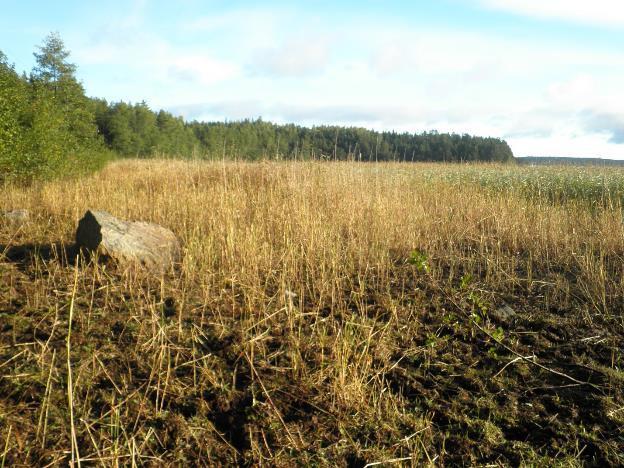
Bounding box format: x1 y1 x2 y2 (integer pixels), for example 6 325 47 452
32 32 99 150
32 32 77 96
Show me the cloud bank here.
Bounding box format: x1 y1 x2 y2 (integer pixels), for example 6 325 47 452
476 0 624 27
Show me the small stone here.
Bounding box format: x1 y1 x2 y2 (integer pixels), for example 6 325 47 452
2 209 29 224
491 303 516 322
162 297 176 318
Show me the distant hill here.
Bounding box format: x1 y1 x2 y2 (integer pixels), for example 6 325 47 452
517 156 624 167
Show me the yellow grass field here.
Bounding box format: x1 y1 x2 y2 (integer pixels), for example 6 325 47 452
1 160 623 466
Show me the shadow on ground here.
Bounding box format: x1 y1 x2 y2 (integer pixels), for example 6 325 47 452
0 242 80 269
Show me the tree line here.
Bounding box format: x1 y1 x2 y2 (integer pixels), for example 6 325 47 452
1 33 514 181
95 105 514 163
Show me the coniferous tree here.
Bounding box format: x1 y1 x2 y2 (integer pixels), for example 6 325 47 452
31 32 100 150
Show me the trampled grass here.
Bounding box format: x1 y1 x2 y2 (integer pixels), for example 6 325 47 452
1 160 623 466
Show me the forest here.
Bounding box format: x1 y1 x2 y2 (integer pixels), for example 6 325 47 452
1 33 514 181
94 102 515 163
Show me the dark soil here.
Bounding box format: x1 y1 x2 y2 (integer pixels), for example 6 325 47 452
0 243 623 466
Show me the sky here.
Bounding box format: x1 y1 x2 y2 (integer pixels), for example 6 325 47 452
2 0 624 158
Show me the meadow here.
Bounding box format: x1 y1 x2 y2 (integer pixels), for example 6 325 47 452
1 159 623 466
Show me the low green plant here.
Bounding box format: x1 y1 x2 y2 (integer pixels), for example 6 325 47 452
460 273 473 290
468 291 488 319
408 249 430 273
490 326 505 343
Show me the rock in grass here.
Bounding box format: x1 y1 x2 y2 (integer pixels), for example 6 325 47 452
490 303 516 323
2 209 29 225
75 210 181 272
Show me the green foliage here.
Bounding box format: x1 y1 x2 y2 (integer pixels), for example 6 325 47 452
462 285 505 350
408 249 430 273
491 327 505 343
191 121 514 162
93 101 199 157
21 86 67 178
156 110 197 156
442 312 457 325
486 327 505 359
32 31 77 86
425 333 439 348
468 291 488 317
0 34 110 182
459 273 473 290
0 52 28 176
93 107 515 162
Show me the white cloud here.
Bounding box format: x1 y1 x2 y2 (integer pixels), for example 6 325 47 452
184 9 287 50
167 54 239 86
74 31 240 91
250 36 332 77
511 133 624 158
490 71 624 155
370 33 490 76
580 111 624 144
171 101 425 127
367 27 624 79
186 9 282 34
476 0 624 27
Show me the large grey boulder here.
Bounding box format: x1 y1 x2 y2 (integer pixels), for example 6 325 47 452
75 210 181 272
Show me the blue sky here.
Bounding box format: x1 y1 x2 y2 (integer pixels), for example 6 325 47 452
2 0 624 158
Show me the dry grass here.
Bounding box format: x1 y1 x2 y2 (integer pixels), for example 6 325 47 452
1 159 623 466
